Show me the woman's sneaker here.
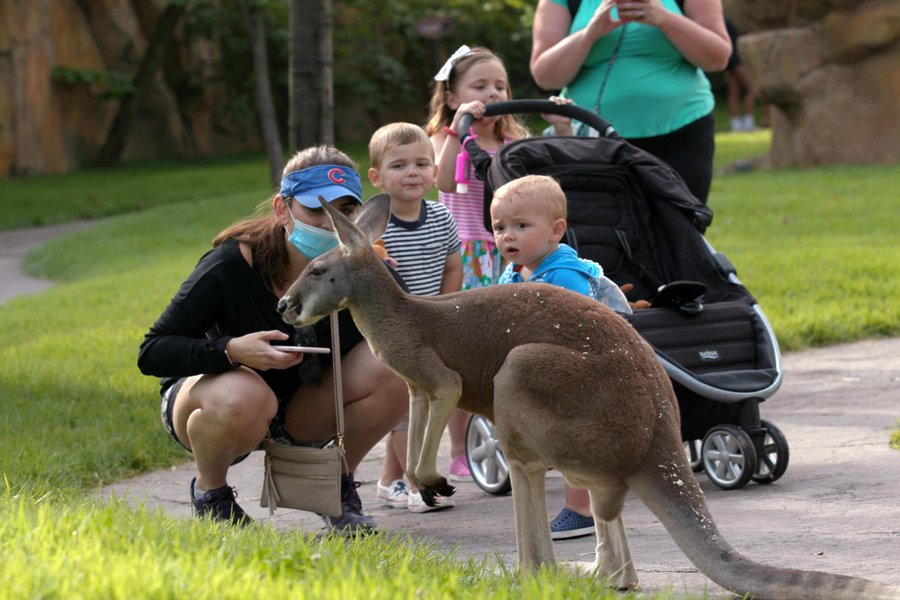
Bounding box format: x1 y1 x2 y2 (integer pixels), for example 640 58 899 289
407 491 455 513
190 477 252 526
324 473 377 536
549 507 594 540
376 479 410 509
448 454 472 482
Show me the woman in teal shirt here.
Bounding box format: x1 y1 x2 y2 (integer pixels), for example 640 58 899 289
531 0 731 203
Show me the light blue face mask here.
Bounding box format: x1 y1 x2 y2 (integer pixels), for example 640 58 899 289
286 209 339 259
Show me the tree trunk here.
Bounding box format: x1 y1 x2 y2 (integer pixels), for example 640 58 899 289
92 3 186 168
288 0 334 149
247 2 284 188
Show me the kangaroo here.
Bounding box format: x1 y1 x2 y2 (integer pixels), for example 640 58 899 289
278 194 900 600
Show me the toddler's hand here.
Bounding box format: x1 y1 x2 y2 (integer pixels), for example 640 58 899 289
372 239 399 269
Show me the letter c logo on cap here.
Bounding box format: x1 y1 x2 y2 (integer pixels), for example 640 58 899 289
327 168 346 184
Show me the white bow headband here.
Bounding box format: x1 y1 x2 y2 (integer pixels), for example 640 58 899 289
434 45 472 82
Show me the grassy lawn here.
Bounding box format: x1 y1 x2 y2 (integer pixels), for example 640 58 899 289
1 129 897 597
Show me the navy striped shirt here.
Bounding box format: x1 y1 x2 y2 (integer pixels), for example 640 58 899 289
382 200 461 296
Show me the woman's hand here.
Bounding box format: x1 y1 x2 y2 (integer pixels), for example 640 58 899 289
615 0 669 27
542 96 574 136
225 330 305 371
585 0 625 38
531 0 620 91
622 0 731 71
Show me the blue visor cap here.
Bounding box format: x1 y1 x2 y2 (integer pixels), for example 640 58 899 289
280 164 363 208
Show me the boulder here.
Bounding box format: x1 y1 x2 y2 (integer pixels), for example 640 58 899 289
725 0 900 167
0 0 258 177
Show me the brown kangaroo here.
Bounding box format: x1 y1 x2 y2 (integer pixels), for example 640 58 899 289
278 194 900 600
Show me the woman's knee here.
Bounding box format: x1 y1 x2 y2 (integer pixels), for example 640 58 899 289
182 371 277 431
215 392 277 430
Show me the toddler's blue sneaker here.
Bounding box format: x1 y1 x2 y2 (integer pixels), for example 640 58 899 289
549 507 594 540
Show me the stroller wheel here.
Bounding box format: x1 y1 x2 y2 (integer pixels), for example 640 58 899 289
684 440 703 472
751 420 790 484
701 425 758 490
465 415 512 496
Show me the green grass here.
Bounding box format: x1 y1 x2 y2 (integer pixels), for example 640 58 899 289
707 158 900 349
1 132 897 597
0 150 387 232
0 154 274 230
711 129 770 168
1 491 647 600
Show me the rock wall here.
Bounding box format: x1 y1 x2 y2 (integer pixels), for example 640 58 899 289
0 0 258 177
724 0 900 167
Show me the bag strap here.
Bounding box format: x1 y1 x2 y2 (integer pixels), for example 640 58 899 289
330 311 345 450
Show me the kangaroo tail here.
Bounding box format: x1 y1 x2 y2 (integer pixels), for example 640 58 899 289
627 456 900 600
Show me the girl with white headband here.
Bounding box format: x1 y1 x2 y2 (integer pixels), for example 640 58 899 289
425 45 572 482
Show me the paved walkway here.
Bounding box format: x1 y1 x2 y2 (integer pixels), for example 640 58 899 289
4 222 900 598
0 220 93 303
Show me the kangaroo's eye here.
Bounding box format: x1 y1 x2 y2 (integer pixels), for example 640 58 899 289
309 267 325 278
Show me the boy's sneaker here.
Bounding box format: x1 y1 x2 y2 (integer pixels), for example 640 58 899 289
376 479 410 509
324 473 377 536
550 507 594 540
407 491 455 513
190 477 252 526
448 454 472 482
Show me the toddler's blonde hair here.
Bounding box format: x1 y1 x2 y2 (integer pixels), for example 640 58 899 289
493 175 567 221
368 122 433 169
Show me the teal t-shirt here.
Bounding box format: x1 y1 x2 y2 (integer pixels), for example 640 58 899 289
545 0 713 138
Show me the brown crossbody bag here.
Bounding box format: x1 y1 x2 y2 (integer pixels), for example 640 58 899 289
260 312 347 517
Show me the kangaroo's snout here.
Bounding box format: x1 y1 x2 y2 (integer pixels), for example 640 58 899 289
277 296 290 315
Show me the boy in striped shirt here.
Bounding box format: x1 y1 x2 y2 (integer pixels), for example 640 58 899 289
367 122 463 511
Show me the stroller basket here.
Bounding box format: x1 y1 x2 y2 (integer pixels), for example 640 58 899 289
626 302 782 401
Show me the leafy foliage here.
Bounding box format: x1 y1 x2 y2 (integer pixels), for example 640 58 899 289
179 0 291 138
332 0 541 128
50 67 136 101
171 0 541 142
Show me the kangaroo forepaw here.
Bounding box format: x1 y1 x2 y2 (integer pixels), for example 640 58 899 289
420 479 455 505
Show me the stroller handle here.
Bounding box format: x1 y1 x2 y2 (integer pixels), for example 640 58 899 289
456 99 618 140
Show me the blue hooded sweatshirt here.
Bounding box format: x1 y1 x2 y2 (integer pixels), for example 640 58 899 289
499 243 631 313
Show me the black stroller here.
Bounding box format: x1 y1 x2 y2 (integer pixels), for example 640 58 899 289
458 100 787 492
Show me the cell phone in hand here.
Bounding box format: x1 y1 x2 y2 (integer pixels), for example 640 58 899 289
273 345 331 354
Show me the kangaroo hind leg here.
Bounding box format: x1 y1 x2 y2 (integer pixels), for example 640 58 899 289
584 482 638 590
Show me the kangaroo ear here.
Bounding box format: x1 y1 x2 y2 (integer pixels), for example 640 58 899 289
319 196 366 253
319 193 390 252
353 193 391 243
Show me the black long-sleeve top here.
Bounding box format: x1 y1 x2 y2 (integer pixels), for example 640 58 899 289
137 238 363 398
